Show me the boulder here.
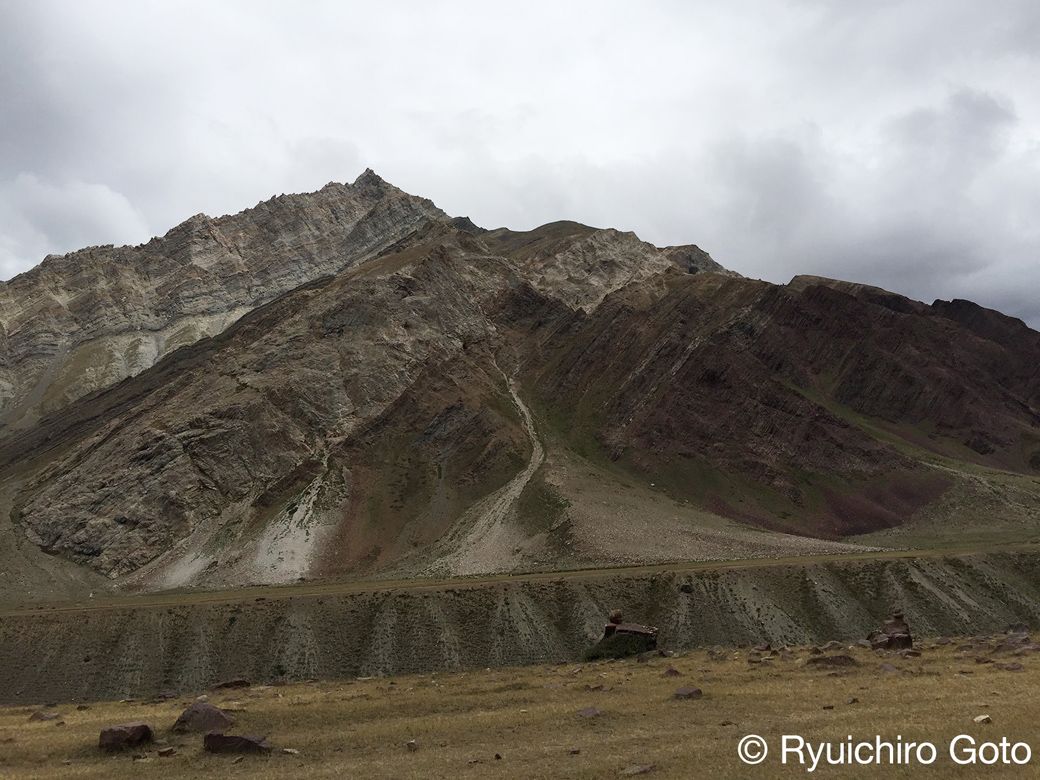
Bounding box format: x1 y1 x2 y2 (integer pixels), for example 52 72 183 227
99 722 154 752
172 701 235 734
584 616 658 661
868 611 913 650
203 733 272 754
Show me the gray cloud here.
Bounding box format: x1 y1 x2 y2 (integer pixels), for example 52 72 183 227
1 0 1038 326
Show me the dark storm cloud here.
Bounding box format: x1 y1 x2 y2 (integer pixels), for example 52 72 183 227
1 0 1038 326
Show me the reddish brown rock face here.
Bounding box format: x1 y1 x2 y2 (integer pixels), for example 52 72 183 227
509 268 1039 537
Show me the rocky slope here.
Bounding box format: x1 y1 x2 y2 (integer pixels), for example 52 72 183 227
0 170 445 432
3 550 1040 704
1 172 1039 594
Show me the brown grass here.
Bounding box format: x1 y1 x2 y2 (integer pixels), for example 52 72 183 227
2 641 1038 778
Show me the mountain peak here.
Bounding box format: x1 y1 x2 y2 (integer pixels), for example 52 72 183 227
353 167 388 190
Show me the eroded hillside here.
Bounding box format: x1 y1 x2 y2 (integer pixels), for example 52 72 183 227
1 173 1039 595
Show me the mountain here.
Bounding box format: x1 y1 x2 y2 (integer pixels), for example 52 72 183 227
1 171 1038 598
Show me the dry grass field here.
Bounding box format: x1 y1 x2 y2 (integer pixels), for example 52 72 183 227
3 636 1039 779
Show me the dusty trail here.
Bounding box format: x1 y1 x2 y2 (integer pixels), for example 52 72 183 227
7 542 1040 619
432 374 545 575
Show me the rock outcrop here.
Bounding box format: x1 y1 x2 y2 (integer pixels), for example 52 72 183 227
869 612 914 650
0 170 446 432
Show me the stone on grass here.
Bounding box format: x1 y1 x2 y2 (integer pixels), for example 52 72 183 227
620 764 656 775
203 733 272 754
172 701 235 734
99 722 154 752
996 662 1024 672
673 686 703 700
806 654 858 669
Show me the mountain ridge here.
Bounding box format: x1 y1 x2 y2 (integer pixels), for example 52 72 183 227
1 171 1038 600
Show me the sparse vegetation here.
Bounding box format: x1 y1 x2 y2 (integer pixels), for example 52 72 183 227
3 641 1039 778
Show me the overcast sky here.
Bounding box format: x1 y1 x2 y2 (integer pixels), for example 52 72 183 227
2 0 1038 325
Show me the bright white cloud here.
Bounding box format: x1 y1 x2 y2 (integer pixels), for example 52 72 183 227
0 174 150 278
1 0 1038 324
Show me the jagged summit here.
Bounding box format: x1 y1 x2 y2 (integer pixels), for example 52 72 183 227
0 172 737 432
353 166 386 188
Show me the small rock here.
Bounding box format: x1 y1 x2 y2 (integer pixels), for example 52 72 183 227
569 748 581 755
28 711 60 722
620 765 656 776
172 701 235 734
495 753 502 760
203 733 272 754
879 663 900 673
577 707 603 718
282 748 300 755
974 714 992 725
806 655 858 669
996 662 1025 672
719 720 736 726
406 740 419 752
158 747 176 757
822 705 834 710
99 722 154 752
662 667 681 678
847 697 859 705
76 704 90 711
673 686 703 700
